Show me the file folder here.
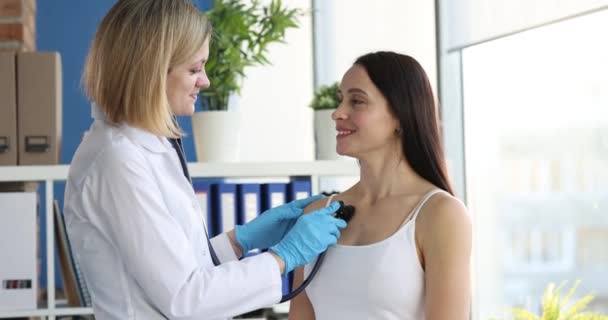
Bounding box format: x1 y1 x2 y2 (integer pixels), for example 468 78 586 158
210 183 237 235
0 52 18 166
54 200 91 307
193 181 214 236
236 184 261 225
17 52 62 165
283 181 312 295
237 184 262 257
287 180 312 201
0 192 37 310
261 183 287 211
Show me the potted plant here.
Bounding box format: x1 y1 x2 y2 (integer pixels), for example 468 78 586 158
310 82 342 160
500 281 607 320
192 0 301 162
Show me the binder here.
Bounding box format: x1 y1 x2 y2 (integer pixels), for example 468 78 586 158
210 183 237 234
283 180 312 296
17 52 62 165
193 181 214 236
287 180 312 201
54 201 91 307
236 184 261 225
236 184 262 257
0 192 37 310
260 183 287 211
0 52 18 165
284 180 312 295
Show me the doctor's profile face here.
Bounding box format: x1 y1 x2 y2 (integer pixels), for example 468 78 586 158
332 64 400 158
166 39 210 116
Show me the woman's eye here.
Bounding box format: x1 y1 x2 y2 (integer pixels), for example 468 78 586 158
351 99 364 105
190 69 201 74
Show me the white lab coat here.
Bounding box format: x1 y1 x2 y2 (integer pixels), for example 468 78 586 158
63 106 282 319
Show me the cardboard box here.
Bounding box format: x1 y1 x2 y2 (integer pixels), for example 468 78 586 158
17 52 62 165
0 192 38 310
0 52 18 166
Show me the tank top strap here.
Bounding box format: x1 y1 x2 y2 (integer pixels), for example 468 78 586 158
400 189 446 228
325 194 337 207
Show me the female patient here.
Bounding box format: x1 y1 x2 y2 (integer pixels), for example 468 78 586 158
289 52 472 320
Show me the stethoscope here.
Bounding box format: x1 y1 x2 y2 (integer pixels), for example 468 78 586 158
279 201 355 302
170 134 356 302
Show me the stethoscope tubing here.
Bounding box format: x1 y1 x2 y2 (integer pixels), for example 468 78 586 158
279 202 355 302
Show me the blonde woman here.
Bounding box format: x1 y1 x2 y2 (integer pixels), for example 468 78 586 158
64 1 346 319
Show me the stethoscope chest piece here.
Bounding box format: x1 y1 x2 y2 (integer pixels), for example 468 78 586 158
279 200 355 302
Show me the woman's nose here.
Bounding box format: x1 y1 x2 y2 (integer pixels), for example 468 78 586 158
196 73 210 89
332 102 348 120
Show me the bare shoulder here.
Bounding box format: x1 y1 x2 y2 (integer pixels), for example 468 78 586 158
417 192 471 242
303 192 349 214
303 196 331 214
424 192 469 219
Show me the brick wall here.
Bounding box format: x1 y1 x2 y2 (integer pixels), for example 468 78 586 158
0 0 35 52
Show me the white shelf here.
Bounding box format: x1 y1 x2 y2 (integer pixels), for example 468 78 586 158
0 160 358 182
0 165 70 182
0 307 93 318
0 160 358 319
188 160 358 178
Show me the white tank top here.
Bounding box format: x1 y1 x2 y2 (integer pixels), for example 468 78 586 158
303 189 445 320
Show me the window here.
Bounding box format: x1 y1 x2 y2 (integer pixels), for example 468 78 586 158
462 9 608 318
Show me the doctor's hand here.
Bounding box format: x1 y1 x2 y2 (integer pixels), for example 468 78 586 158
270 201 346 274
235 194 324 254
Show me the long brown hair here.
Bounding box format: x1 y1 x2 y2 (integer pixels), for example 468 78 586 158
355 52 454 195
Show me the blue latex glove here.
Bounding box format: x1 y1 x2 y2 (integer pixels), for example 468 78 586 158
235 194 324 253
270 201 347 274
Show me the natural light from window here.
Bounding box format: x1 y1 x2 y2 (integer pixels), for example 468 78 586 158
462 9 608 319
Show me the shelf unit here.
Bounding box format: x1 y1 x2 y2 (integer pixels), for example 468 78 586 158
0 161 358 319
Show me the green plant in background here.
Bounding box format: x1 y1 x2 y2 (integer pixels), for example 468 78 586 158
506 281 608 320
202 0 301 111
310 82 340 110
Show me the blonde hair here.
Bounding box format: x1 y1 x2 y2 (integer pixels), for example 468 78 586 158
83 0 212 137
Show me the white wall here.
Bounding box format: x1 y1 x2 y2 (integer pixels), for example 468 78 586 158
237 0 314 162
325 0 437 93
236 0 438 163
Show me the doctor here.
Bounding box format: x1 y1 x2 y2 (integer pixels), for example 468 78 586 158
63 1 347 319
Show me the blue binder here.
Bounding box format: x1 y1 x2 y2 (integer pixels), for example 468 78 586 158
284 180 311 296
287 180 312 202
237 184 262 257
192 181 214 236
282 275 292 296
210 183 237 236
236 183 262 225
260 183 287 211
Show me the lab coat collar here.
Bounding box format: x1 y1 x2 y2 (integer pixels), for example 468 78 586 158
91 103 172 154
91 103 106 120
120 125 171 154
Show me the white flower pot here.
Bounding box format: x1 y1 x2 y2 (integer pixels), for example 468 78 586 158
314 109 341 160
191 111 241 162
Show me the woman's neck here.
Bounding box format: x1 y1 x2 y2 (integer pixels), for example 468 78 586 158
353 152 429 205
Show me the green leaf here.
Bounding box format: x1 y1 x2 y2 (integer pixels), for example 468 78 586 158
511 308 540 320
508 281 607 320
202 0 303 110
310 82 340 110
